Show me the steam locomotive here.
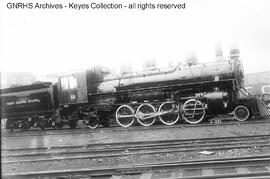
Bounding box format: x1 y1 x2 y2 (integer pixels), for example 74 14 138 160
1 48 270 131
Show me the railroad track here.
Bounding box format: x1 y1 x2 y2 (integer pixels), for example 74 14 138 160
2 118 270 138
3 155 270 178
2 134 270 176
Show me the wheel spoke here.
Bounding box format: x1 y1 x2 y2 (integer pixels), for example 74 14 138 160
182 99 205 124
158 102 179 125
234 105 250 122
136 103 156 126
116 105 134 127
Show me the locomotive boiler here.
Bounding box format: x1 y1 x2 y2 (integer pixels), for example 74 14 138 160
54 48 266 129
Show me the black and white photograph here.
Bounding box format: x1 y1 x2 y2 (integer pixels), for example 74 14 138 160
1 0 270 178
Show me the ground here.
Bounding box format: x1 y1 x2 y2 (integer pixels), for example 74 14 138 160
2 121 270 174
2 122 270 149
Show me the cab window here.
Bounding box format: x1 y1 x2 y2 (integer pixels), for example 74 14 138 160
60 77 69 90
69 76 77 89
60 76 78 90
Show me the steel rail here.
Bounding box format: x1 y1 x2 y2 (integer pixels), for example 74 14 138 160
3 136 270 156
3 138 270 164
3 155 270 178
3 143 270 165
3 134 270 152
165 172 270 179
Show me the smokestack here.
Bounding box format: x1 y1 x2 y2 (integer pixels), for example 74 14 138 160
215 42 223 61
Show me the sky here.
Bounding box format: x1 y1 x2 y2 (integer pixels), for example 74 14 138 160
1 0 270 81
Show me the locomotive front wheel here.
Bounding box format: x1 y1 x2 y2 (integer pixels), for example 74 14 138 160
234 105 250 122
182 99 205 124
158 102 179 125
116 105 134 127
136 103 156 127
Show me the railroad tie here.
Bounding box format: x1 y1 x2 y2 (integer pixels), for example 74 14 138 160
265 166 270 171
235 167 250 174
202 168 215 176
111 175 122 179
139 172 153 179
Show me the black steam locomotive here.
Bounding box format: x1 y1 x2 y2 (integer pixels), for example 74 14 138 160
1 49 270 131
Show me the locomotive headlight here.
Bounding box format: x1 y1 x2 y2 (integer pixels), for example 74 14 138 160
214 75 219 81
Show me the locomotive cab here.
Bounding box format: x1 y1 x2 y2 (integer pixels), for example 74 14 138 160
57 72 88 106
49 71 89 128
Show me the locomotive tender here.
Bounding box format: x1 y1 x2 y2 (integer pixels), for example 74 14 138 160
1 48 270 131
0 82 59 131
